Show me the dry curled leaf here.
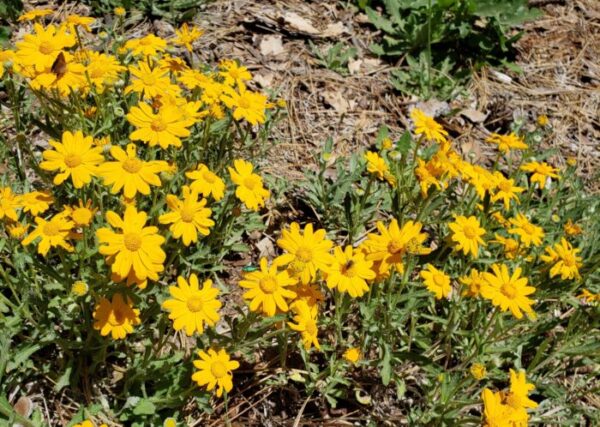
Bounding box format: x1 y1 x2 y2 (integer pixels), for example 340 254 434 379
282 12 320 35
259 35 284 56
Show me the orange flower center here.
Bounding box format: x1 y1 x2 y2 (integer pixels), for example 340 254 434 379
150 119 166 132
295 247 313 263
141 74 156 85
39 41 55 55
180 206 195 222
243 176 258 190
562 254 576 267
463 226 477 239
259 276 278 294
139 38 152 46
387 240 403 255
498 181 512 192
433 273 446 287
237 96 250 109
43 221 60 236
522 223 535 234
186 296 204 313
123 232 142 251
122 158 143 173
64 154 82 168
501 282 517 299
210 361 227 378
108 308 125 326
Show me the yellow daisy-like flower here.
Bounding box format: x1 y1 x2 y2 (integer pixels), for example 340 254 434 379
563 219 582 236
470 363 486 380
420 264 451 299
159 186 214 246
71 280 89 297
288 300 320 350
127 102 191 149
162 274 221 336
364 151 396 186
291 283 325 309
39 130 104 189
68 199 96 227
124 34 167 57
85 51 125 92
537 114 549 127
93 293 141 340
325 245 375 298
481 388 514 427
219 59 252 87
15 24 75 72
460 269 485 298
228 159 270 211
186 163 225 201
0 187 22 221
22 214 74 255
486 132 528 153
239 257 297 316
65 15 95 32
114 7 126 16
508 214 544 248
364 219 431 276
125 62 179 98
221 83 267 126
461 164 496 200
415 158 444 196
491 172 524 210
410 108 449 144
192 348 239 397
20 191 53 216
18 8 53 22
578 289 600 304
540 238 582 280
448 215 486 258
7 222 29 240
276 222 334 284
173 23 203 51
505 369 538 411
98 143 169 198
73 420 107 427
481 264 535 319
520 161 559 190
491 234 522 260
96 206 166 281
343 347 361 365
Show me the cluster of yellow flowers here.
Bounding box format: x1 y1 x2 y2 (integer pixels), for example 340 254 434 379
482 370 538 425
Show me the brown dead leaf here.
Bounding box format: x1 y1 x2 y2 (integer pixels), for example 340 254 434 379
459 108 488 123
348 58 362 75
282 12 320 35
323 90 355 113
256 237 276 259
14 396 33 418
322 22 347 38
254 72 274 88
259 35 284 56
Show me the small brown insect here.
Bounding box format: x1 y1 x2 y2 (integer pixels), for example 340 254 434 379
344 260 355 271
51 52 67 79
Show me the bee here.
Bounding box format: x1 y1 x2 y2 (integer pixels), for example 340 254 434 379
51 52 67 80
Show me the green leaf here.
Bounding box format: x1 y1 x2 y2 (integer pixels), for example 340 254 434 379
396 131 412 154
380 344 392 385
133 399 156 415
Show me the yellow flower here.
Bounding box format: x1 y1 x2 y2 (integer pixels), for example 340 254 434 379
84 51 125 92
15 24 75 72
566 157 577 167
114 7 126 16
563 219 582 236
239 257 297 316
22 214 73 255
364 151 396 186
537 114 549 127
186 163 225 201
577 289 600 304
162 274 221 336
540 238 582 280
460 269 485 298
410 108 448 143
415 158 444 196
39 130 104 189
18 8 53 22
228 159 270 211
491 234 522 260
420 264 451 299
93 294 141 340
486 132 528 153
20 191 53 216
98 143 169 198
520 161 559 190
481 388 514 427
325 246 375 298
125 62 179 98
173 23 203 51
68 199 96 227
470 363 486 380
124 34 167 57
291 283 325 309
491 172 524 210
127 102 190 149
159 186 214 246
288 300 320 350
276 222 334 284
71 281 89 297
481 264 535 319
461 164 496 199
219 59 252 87
7 222 29 240
65 15 95 32
505 369 538 410
343 347 361 365
221 83 267 125
364 219 431 276
159 55 189 74
96 206 166 282
163 418 177 427
448 215 486 258
73 420 105 427
508 214 544 248
192 348 239 397
0 187 21 221
381 137 393 150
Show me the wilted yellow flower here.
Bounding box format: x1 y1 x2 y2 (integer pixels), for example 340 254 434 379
470 363 486 380
7 223 29 240
537 114 549 127
460 269 485 298
540 238 582 280
563 219 582 236
343 347 361 365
